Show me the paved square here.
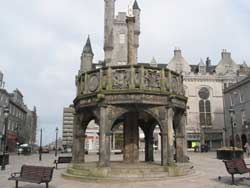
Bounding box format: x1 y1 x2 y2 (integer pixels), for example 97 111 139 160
1 152 250 188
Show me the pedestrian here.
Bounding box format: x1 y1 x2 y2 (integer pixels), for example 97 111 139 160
244 142 250 157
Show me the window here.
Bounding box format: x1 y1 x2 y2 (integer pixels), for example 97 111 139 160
241 110 246 125
199 87 212 126
240 93 244 103
230 95 234 106
119 34 125 44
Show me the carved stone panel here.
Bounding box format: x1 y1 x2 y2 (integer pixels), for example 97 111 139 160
112 70 129 89
171 76 178 93
88 74 99 92
144 69 161 89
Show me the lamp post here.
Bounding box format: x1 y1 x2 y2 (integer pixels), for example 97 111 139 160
1 106 9 170
55 127 58 157
229 108 235 159
39 128 42 161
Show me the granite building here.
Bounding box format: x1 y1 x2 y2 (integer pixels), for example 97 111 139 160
224 76 250 148
0 71 37 152
62 106 74 149
167 49 248 150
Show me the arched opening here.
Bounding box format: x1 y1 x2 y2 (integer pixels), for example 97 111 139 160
110 110 163 164
241 134 247 151
235 134 241 148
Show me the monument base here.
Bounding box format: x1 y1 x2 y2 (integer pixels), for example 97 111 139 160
62 161 194 182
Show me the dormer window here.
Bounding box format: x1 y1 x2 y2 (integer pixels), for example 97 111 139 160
198 59 206 74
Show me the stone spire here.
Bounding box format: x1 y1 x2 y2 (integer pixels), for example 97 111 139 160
81 36 94 72
82 36 93 55
133 0 140 10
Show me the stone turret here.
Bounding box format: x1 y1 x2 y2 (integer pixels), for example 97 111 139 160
167 48 191 75
133 0 140 63
104 0 115 66
80 36 94 72
216 49 238 75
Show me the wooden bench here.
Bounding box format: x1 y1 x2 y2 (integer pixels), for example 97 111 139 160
223 159 250 184
54 156 72 169
8 165 54 188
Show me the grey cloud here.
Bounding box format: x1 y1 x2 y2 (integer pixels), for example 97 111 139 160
0 0 249 144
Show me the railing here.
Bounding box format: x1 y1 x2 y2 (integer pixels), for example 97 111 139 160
76 65 185 97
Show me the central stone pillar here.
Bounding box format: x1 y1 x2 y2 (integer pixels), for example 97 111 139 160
99 106 111 167
126 16 136 65
123 112 139 163
144 125 154 162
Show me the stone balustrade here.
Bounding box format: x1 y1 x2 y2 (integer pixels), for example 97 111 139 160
76 65 185 97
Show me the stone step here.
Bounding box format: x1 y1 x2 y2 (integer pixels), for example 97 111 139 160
67 167 90 176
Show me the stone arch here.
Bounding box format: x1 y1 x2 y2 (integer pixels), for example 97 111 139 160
241 134 247 150
236 134 241 147
109 106 164 133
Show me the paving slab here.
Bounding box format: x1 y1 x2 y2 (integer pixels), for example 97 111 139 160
0 152 250 188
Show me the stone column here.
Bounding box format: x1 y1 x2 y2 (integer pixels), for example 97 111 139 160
145 134 154 162
175 112 188 163
144 126 154 162
98 106 111 167
72 114 85 163
123 112 139 163
161 108 174 166
126 16 136 65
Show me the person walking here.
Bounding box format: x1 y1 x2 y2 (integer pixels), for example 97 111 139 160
244 142 250 157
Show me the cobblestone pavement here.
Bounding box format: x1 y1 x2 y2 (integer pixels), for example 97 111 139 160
1 152 250 188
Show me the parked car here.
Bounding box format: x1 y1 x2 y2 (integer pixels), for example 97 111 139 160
42 147 49 153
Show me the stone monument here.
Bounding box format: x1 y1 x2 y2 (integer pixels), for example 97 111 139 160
64 0 192 181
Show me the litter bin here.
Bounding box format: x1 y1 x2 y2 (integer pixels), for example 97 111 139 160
0 153 9 165
201 144 208 152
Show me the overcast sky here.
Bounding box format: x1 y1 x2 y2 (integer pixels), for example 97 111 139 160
0 0 249 145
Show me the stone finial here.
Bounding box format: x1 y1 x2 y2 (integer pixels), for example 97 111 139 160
150 57 158 67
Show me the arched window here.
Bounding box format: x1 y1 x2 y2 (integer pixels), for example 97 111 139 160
199 87 212 126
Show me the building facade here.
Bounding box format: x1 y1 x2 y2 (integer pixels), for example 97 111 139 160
62 106 74 149
224 76 250 148
0 72 37 153
167 49 248 150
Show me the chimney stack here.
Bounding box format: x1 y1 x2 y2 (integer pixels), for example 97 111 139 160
221 49 231 59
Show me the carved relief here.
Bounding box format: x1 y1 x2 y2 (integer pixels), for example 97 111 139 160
171 76 178 93
144 69 161 89
134 70 140 88
88 74 99 92
112 70 129 89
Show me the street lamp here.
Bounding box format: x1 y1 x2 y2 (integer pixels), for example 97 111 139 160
229 108 236 159
1 106 9 170
55 127 58 157
39 128 42 161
